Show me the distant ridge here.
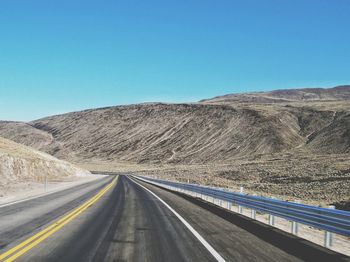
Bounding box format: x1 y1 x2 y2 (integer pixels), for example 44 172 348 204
0 85 348 165
200 85 350 104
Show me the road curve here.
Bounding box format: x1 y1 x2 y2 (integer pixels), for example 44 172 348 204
0 175 348 262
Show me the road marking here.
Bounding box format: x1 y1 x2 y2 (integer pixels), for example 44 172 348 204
130 177 226 262
0 176 118 262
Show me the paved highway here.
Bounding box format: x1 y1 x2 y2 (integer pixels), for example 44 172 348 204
0 175 348 262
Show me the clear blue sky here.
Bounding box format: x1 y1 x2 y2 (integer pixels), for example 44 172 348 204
0 0 349 121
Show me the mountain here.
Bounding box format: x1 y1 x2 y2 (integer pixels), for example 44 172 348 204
0 103 316 164
0 136 90 187
0 121 57 152
0 86 348 165
200 85 350 104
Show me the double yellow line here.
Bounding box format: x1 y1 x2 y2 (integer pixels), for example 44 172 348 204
0 176 118 262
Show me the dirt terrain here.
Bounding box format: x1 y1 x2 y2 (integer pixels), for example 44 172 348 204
0 137 91 198
0 85 349 208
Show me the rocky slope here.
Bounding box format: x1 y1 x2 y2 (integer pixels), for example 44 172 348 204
0 86 349 164
29 103 306 163
0 137 90 188
201 85 350 104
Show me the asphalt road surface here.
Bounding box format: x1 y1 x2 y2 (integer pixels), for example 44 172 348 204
0 175 348 262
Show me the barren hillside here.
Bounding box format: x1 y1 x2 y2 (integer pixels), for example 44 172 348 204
201 85 350 104
28 103 309 163
0 104 311 163
0 137 90 188
0 94 349 163
0 121 58 152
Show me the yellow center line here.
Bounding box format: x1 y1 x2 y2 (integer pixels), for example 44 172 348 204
0 180 114 260
0 176 118 262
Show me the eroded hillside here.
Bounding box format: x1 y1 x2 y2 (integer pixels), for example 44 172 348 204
0 103 349 164
0 137 90 188
201 85 350 104
28 103 309 163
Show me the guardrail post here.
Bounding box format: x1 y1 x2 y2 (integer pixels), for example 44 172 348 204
251 209 256 219
291 200 301 235
227 202 232 210
268 197 277 226
291 220 298 235
238 187 244 213
251 194 257 219
324 205 335 248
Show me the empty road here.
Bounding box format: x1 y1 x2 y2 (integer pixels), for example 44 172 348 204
0 175 348 262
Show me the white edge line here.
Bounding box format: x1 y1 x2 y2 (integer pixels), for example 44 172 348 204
129 176 226 262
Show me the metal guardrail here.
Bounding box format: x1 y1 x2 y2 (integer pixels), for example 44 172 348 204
134 175 350 246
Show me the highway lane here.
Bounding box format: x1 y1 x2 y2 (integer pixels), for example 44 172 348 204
0 176 113 250
6 175 218 262
0 175 348 261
